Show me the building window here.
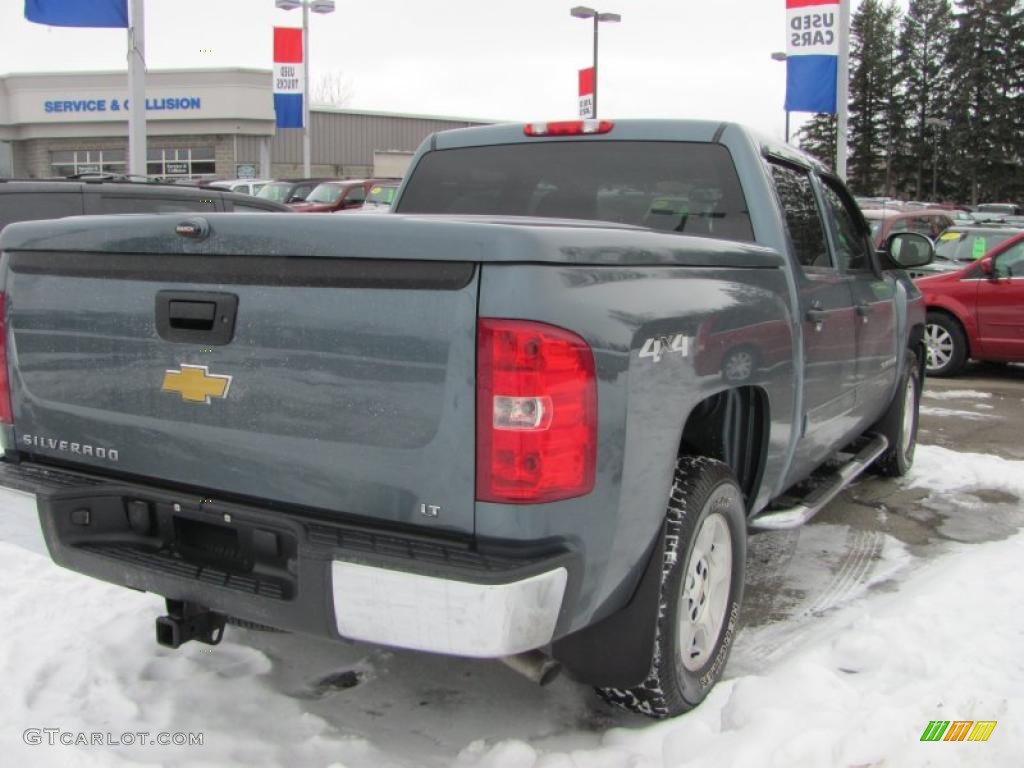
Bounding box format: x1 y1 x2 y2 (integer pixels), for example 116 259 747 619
51 149 125 177
146 147 216 179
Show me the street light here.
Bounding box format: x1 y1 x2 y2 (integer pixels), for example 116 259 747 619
925 117 950 201
770 51 790 143
275 0 335 178
570 6 621 119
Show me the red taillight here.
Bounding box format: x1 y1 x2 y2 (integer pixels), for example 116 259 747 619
523 120 614 137
477 319 597 503
0 293 11 424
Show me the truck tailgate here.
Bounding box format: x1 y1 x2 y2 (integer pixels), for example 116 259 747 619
4 250 478 535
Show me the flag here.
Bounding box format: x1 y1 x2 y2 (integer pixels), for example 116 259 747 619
784 0 839 113
273 27 304 129
24 0 128 28
578 67 595 119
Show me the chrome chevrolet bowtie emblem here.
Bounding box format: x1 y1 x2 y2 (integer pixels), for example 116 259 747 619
161 364 232 404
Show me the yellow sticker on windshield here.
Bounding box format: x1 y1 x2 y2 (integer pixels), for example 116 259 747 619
972 237 987 259
939 232 962 241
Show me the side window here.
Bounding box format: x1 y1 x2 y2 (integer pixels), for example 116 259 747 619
768 161 830 268
231 201 276 213
889 218 909 234
346 186 366 203
911 216 934 235
819 177 872 272
994 242 1024 278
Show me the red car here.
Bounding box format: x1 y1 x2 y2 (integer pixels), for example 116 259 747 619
288 179 383 213
916 230 1024 376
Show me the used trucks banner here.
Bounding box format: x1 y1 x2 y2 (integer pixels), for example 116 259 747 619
784 0 838 113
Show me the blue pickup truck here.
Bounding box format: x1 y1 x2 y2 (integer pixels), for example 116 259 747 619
0 119 932 718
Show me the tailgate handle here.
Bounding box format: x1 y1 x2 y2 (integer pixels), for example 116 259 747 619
168 300 216 330
156 291 238 345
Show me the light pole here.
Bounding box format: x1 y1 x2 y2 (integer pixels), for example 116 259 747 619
275 0 335 178
570 6 621 119
924 117 950 201
770 51 790 143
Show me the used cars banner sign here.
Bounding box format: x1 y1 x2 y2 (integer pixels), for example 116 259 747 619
784 0 838 113
24 0 128 27
273 26 304 129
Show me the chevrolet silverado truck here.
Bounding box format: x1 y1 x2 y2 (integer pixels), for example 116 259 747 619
0 120 933 718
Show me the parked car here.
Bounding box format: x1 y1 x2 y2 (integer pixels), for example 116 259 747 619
908 224 1023 278
256 178 335 205
861 208 953 249
0 177 289 232
916 230 1024 376
974 202 1022 219
206 178 272 196
0 119 932 720
289 179 384 213
359 180 401 212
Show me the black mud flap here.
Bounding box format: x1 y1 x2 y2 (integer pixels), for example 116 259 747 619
552 530 663 688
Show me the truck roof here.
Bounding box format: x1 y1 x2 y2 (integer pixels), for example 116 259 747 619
420 119 825 174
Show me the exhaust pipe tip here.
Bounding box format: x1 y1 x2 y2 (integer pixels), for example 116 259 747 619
500 649 562 686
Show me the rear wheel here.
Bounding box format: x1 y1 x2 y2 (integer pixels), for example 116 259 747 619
871 351 921 477
598 456 746 718
924 312 967 377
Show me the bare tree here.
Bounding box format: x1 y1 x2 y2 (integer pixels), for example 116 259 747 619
310 71 355 108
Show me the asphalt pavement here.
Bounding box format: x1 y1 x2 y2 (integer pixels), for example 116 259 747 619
740 362 1024 636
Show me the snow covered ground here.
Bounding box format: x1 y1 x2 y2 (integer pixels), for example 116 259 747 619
0 444 1021 767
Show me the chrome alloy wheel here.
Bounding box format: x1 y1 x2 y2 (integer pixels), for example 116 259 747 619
678 512 733 672
900 371 917 458
924 323 953 372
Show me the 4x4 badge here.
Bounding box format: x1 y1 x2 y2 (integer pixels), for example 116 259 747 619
161 364 232 404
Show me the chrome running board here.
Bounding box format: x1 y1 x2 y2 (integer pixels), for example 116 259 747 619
748 434 889 531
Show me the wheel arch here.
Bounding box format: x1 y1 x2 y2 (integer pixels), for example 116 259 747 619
676 386 770 514
926 304 975 358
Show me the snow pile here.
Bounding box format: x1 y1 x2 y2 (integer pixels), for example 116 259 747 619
904 444 1024 497
918 405 997 421
921 390 993 401
0 445 1021 767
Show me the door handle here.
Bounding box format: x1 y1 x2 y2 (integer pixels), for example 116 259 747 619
805 306 827 330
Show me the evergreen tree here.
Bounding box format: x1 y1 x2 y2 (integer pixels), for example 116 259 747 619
797 114 838 170
946 0 1022 203
894 0 954 200
847 0 900 195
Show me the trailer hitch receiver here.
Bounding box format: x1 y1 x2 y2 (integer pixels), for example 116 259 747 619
156 599 226 649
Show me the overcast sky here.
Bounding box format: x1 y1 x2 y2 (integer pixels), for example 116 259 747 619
1 0 898 140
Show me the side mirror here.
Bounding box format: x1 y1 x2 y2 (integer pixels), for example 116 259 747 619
882 232 934 270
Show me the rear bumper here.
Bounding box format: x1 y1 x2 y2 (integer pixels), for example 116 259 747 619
0 459 578 658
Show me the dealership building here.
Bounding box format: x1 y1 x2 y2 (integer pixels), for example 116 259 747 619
0 68 489 180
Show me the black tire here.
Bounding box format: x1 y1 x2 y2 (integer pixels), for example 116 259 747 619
598 456 746 718
871 350 921 477
924 312 967 377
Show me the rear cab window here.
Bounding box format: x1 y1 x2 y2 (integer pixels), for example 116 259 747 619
397 141 754 242
96 195 220 214
0 191 83 230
